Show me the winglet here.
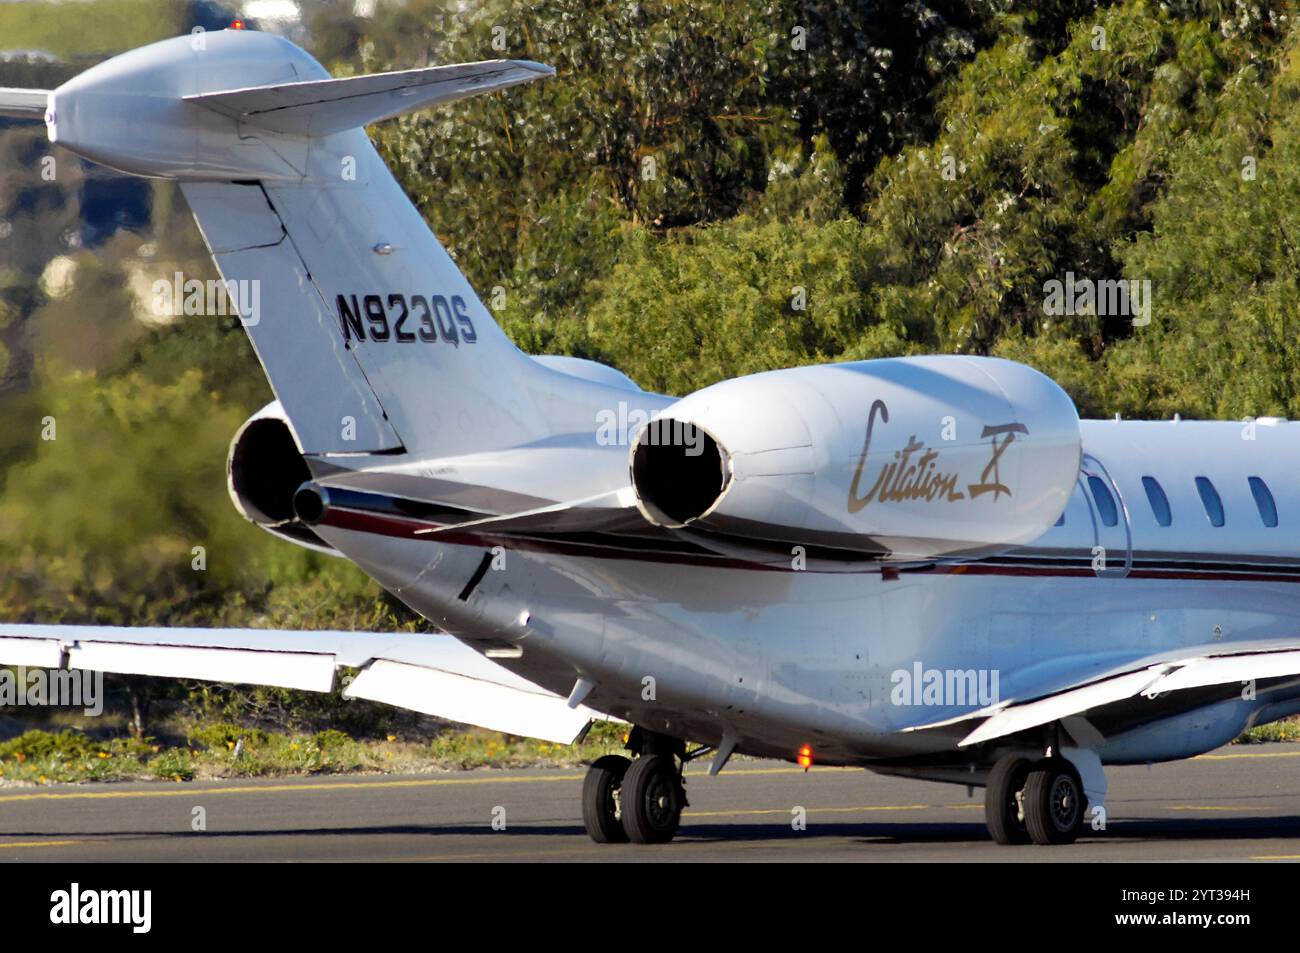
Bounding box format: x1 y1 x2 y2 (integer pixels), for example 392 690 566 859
183 59 554 137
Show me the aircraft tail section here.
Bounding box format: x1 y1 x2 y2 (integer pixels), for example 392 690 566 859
181 143 549 456
180 180 405 453
39 28 568 457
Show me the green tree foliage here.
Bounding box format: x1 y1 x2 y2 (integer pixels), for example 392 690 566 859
0 368 277 616
359 0 782 354
318 0 993 354
1103 27 1300 418
586 146 912 392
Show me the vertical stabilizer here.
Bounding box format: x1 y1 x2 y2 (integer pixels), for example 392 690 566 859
41 29 569 457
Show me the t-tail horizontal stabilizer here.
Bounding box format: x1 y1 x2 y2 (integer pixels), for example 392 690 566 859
0 87 48 120
183 59 555 137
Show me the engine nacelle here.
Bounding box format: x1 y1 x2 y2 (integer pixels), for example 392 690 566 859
629 356 1081 561
228 401 335 553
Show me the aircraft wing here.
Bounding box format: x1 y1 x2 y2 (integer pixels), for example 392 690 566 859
901 638 1300 747
0 624 597 744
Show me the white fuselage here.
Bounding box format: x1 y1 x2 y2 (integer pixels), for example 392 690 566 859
308 413 1300 769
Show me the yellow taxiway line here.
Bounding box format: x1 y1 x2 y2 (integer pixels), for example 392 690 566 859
0 765 844 804
1166 805 1256 812
1194 749 1300 761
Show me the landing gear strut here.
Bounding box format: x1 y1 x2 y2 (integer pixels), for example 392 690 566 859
985 753 1086 845
581 727 687 844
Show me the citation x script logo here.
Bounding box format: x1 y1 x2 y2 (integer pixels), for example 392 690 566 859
847 399 1028 513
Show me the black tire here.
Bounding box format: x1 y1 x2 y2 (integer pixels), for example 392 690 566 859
985 756 1033 845
582 755 631 843
619 753 684 844
1023 757 1086 845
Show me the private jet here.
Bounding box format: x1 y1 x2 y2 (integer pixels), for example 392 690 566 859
3 26 1298 847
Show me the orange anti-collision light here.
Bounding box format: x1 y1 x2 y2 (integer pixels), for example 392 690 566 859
797 744 813 771
230 19 247 29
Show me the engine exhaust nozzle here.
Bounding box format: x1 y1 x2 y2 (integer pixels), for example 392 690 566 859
292 483 331 526
629 418 730 528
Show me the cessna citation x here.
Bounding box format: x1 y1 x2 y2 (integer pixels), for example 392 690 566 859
4 27 1300 848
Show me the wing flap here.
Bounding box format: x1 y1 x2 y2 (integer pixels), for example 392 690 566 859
947 643 1300 747
0 635 63 668
958 668 1167 747
345 659 592 744
1151 650 1300 694
0 624 595 744
184 60 554 137
67 642 336 692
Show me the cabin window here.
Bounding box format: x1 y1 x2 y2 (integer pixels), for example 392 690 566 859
1054 511 1065 527
1142 476 1172 527
1195 476 1225 527
1248 476 1278 528
1086 475 1119 527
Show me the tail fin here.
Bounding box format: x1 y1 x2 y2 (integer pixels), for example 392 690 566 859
181 153 547 455
42 29 572 457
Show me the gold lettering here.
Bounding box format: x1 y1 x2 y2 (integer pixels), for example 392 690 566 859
848 405 1023 512
848 400 890 513
966 423 1028 501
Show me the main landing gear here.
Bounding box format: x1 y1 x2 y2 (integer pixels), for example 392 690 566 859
582 728 687 844
985 753 1086 845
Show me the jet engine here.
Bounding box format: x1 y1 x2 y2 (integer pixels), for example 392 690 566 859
227 401 335 553
629 356 1081 561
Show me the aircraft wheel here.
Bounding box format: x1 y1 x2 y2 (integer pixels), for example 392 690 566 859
984 755 1032 845
1023 757 1086 845
619 753 684 844
582 754 631 843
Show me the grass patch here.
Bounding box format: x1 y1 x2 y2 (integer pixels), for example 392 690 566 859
8 714 1292 785
1236 718 1300 744
0 720 631 785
